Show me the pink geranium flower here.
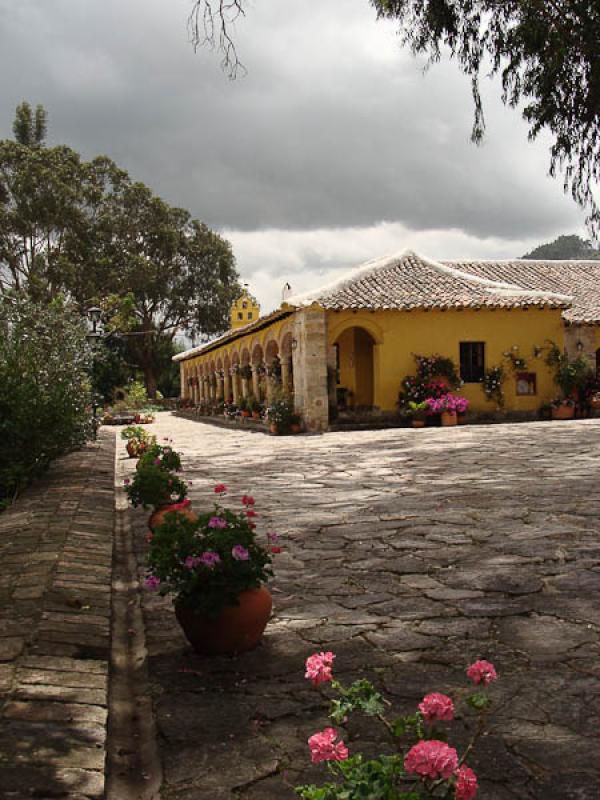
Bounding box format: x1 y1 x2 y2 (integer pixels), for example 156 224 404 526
305 651 335 685
144 575 161 591
267 531 279 544
123 478 130 485
308 728 348 763
455 765 478 800
466 660 498 686
214 483 227 494
404 740 459 780
232 544 250 561
418 692 455 722
208 516 228 529
200 551 221 568
184 555 202 569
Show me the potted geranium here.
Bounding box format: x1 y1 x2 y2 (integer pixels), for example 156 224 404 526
425 394 469 427
266 394 295 434
125 463 188 530
144 487 275 655
137 443 182 473
545 343 591 419
121 425 155 457
239 397 251 418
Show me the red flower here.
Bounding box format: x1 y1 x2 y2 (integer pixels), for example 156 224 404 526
248 522 257 529
270 546 282 554
241 494 255 506
214 484 227 494
246 509 258 518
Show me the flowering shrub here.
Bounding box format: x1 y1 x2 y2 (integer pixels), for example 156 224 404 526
415 355 461 388
296 653 498 799
425 393 469 414
397 355 461 415
144 487 276 617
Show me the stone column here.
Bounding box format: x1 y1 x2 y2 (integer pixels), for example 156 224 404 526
292 308 329 431
251 365 261 400
224 371 231 403
180 363 186 400
217 373 224 401
232 371 240 404
281 357 292 395
241 377 249 399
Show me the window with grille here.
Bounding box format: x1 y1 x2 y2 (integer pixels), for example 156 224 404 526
460 342 485 383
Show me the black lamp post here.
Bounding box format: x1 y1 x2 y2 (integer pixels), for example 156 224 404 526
86 307 103 440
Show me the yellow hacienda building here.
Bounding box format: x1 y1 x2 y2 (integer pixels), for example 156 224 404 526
174 251 600 431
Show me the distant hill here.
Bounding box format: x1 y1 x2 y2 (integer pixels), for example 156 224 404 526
522 235 600 260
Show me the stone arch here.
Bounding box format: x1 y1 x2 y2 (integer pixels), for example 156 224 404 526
333 325 375 409
328 316 383 346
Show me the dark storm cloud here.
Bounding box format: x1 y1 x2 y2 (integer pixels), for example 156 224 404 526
0 0 583 242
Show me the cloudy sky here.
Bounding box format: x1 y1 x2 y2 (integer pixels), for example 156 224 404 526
0 0 587 313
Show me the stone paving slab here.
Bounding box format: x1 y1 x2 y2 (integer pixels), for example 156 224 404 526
0 432 115 800
127 415 600 800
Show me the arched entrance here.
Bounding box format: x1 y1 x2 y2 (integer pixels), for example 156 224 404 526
334 326 375 409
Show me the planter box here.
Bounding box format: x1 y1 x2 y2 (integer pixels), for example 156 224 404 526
551 404 575 420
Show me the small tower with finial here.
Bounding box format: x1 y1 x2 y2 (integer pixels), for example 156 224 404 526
230 284 260 330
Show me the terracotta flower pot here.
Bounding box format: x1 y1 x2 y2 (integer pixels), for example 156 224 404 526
411 418 426 428
252 411 261 419
551 403 575 420
148 499 197 531
441 411 458 427
269 423 279 434
241 410 251 418
175 587 272 655
126 440 141 458
290 423 301 434
457 413 467 425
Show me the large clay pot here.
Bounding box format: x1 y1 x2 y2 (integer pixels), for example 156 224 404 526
290 423 301 434
441 411 458 427
175 587 273 655
551 403 575 420
241 409 251 418
269 423 279 435
148 499 197 531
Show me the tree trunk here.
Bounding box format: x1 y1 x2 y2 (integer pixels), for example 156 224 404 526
144 365 158 399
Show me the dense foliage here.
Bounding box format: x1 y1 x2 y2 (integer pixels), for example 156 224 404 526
0 103 240 397
0 295 92 508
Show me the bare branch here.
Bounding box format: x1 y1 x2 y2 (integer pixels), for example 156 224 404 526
188 0 247 79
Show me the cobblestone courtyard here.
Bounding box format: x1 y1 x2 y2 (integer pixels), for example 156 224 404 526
123 416 600 800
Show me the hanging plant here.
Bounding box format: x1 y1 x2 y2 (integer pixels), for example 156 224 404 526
482 365 505 408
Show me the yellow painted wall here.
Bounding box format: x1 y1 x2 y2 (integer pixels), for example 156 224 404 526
328 307 566 413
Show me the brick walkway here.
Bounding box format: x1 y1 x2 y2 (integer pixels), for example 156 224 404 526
0 432 114 800
125 415 600 800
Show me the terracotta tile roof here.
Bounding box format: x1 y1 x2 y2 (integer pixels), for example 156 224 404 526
286 251 574 314
173 308 293 363
443 259 600 324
